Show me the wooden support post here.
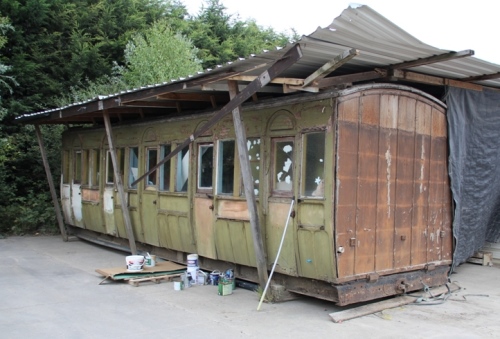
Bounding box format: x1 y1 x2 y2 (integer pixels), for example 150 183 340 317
103 110 137 255
227 80 269 290
34 125 68 241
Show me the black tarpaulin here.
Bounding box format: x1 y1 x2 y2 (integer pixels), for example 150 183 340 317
446 86 500 267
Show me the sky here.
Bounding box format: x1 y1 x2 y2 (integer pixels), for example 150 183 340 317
183 0 500 64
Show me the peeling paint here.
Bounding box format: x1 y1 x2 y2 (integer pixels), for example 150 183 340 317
385 146 391 217
420 139 425 193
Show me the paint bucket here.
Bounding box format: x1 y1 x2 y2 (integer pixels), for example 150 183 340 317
145 254 156 267
187 254 198 267
173 281 183 291
125 255 145 272
187 266 199 285
218 279 233 296
209 270 221 286
196 270 207 285
181 272 191 288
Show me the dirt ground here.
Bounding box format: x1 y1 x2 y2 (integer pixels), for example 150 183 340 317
1 235 499 338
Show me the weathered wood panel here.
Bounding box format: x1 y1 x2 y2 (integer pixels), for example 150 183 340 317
193 197 216 259
217 200 250 220
336 88 452 280
267 201 297 276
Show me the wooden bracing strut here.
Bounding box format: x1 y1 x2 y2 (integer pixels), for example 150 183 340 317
131 44 303 187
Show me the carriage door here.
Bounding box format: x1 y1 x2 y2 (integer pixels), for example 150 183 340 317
141 146 160 246
295 131 334 281
71 149 85 227
61 150 73 224
193 142 217 259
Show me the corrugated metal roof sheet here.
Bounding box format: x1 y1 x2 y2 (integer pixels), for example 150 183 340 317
18 5 500 122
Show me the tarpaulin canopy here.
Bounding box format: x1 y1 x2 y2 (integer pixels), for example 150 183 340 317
446 87 500 266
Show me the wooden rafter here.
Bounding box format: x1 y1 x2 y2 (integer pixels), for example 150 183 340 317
461 72 500 82
390 50 474 70
317 69 388 88
303 48 359 87
227 75 304 86
156 92 228 102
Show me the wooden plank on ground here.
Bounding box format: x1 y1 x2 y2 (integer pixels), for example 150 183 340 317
329 283 457 323
96 261 186 279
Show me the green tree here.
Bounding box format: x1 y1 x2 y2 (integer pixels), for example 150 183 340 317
122 19 202 87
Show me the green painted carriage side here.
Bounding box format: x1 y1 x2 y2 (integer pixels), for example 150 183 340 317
62 96 339 282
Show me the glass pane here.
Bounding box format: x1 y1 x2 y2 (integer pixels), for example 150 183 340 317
218 140 235 194
62 150 70 184
118 148 125 185
74 151 82 184
128 147 139 189
160 145 171 191
303 132 325 197
244 138 261 196
198 144 213 189
274 140 293 192
146 148 158 186
82 150 89 185
91 149 100 187
106 151 114 184
176 146 190 192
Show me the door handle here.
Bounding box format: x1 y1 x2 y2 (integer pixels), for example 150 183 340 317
209 204 214 210
153 200 157 205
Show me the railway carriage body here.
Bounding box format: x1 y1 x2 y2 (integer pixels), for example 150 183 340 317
61 84 452 305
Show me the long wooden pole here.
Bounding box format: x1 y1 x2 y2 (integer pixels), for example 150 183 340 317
34 125 68 241
227 80 269 290
103 110 137 254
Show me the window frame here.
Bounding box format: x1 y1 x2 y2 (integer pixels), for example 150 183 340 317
159 144 172 192
197 143 214 193
301 131 326 199
271 137 295 197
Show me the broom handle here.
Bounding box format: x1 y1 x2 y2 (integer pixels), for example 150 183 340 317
257 197 295 311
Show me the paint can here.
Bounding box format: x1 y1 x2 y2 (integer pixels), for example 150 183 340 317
209 270 221 285
145 254 156 267
181 272 191 288
173 281 183 291
187 254 198 267
218 278 233 296
196 270 207 285
187 266 198 285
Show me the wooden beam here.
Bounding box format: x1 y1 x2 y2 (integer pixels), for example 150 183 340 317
34 125 68 242
228 75 304 86
303 48 359 87
228 80 269 291
283 84 319 93
156 92 228 102
103 110 137 255
461 72 500 82
131 44 303 187
390 69 487 91
390 50 474 70
317 69 388 88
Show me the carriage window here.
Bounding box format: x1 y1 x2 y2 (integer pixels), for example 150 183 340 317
146 148 158 186
74 150 82 184
118 148 125 185
90 149 100 187
303 132 325 197
62 150 70 184
241 138 261 196
198 144 213 191
175 146 190 192
128 147 139 189
272 138 294 194
217 140 235 194
160 145 171 191
82 150 89 185
106 150 114 184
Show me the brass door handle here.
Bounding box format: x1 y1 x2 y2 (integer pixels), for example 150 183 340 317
209 204 214 210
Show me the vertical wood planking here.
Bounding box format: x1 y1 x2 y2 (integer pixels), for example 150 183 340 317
393 97 416 267
354 94 379 274
375 94 398 271
441 155 453 261
335 97 359 278
428 108 446 261
411 101 432 265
